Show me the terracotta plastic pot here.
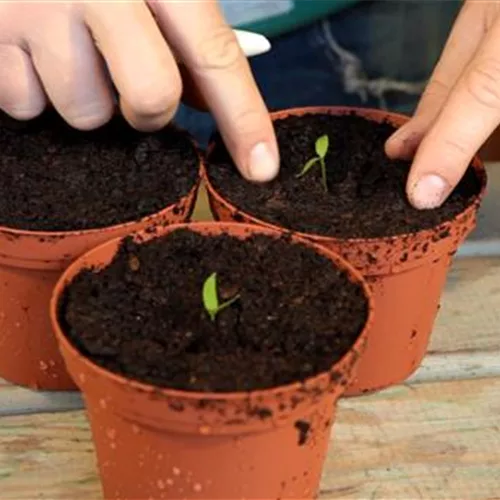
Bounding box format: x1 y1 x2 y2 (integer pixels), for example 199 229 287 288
0 168 201 391
203 106 487 396
50 221 374 500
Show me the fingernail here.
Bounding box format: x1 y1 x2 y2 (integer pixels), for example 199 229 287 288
410 174 451 210
248 142 279 182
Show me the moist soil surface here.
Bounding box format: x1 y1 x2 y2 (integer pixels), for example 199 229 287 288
207 113 482 239
59 228 368 392
0 111 199 231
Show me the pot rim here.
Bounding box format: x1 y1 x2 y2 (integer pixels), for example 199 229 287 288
203 106 487 246
50 220 375 403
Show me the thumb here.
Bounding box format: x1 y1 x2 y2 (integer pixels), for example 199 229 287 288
384 80 450 161
385 0 485 161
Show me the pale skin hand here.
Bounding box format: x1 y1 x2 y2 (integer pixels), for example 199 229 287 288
0 1 279 182
386 1 500 209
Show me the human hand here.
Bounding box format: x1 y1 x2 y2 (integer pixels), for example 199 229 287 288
385 1 499 209
0 1 279 182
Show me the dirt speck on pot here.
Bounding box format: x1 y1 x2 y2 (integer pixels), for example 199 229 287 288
294 420 311 446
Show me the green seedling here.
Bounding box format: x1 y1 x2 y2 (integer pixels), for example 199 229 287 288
296 134 329 192
202 272 240 321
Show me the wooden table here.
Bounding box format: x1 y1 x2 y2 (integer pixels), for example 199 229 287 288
1 186 500 500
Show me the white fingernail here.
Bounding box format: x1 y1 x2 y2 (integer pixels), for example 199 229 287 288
410 174 451 209
248 142 279 182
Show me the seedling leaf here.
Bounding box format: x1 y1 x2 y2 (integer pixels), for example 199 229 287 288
202 272 241 322
315 135 329 159
296 157 320 178
202 272 219 321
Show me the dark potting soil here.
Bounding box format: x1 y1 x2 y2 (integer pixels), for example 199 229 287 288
0 111 199 231
59 228 368 392
207 113 482 238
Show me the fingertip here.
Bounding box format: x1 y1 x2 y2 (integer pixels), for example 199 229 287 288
247 141 280 182
407 173 452 210
12 85 47 120
63 100 115 131
3 101 46 121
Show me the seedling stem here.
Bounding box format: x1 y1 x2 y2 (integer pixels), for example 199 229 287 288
296 134 329 192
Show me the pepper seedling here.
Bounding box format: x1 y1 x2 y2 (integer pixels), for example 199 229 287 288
296 134 329 192
202 272 240 321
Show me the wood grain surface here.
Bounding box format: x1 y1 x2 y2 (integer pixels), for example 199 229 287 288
1 378 499 499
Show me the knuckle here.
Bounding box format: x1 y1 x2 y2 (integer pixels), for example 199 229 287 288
194 27 242 71
466 58 500 109
226 107 274 152
423 79 450 100
126 83 182 117
442 136 470 161
232 107 270 134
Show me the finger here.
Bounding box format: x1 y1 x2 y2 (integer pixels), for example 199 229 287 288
27 8 114 130
149 0 279 182
0 45 46 119
84 1 182 132
386 0 487 159
407 19 500 209
178 63 210 111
